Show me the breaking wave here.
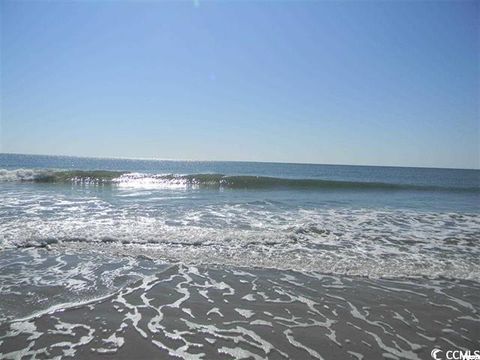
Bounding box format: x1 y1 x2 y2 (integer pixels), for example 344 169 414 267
0 169 477 192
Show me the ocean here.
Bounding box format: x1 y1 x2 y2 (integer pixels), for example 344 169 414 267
0 153 479 359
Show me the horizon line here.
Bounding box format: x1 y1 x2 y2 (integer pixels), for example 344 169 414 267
0 151 478 171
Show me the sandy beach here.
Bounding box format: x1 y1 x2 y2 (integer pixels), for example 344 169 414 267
1 247 479 359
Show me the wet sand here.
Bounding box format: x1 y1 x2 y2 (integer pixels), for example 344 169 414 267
1 249 479 359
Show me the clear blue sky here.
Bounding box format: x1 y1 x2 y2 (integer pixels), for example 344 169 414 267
1 0 478 168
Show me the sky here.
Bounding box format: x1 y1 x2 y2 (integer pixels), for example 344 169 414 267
0 0 479 169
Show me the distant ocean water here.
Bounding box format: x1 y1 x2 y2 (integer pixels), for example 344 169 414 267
1 153 480 358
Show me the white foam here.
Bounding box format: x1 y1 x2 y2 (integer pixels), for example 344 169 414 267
235 309 254 319
0 168 54 182
1 187 479 279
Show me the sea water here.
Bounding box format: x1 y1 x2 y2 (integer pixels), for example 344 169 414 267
1 153 478 278
0 153 479 358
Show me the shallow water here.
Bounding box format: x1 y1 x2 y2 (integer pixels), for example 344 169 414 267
0 248 479 359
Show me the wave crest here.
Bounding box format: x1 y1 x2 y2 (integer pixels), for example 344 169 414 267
0 169 477 192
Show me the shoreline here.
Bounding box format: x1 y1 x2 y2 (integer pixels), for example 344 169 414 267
1 248 479 359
